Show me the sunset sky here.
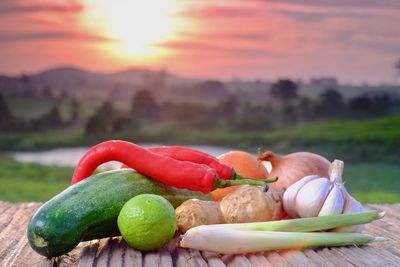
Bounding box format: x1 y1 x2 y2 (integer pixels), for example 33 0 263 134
1 0 400 84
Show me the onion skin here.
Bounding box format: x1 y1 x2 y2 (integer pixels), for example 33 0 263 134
212 151 269 201
259 151 330 189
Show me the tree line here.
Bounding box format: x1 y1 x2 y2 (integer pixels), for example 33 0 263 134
0 93 77 132
83 80 399 136
0 79 398 136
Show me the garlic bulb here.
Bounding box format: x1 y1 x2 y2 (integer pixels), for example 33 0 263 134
283 160 364 231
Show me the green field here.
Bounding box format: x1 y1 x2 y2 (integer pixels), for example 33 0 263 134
2 116 399 164
171 116 400 162
0 155 72 202
0 155 398 204
1 114 399 204
343 162 400 204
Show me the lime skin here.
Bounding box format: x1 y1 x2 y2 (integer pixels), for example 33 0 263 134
117 194 177 251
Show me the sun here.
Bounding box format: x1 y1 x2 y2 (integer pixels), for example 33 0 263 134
88 0 177 56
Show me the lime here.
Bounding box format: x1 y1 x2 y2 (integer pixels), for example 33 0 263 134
117 194 176 251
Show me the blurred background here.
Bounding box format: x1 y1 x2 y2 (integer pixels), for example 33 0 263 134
0 0 399 203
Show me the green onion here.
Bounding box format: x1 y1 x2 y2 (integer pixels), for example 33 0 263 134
180 227 385 254
211 210 384 232
180 210 386 254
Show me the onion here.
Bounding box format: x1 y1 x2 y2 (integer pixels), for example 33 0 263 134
258 151 330 189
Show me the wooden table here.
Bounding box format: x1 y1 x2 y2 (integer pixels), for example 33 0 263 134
1 201 399 267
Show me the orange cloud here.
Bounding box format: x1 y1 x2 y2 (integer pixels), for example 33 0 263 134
0 0 399 84
0 0 83 14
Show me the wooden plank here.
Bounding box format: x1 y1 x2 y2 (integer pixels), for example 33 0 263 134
174 248 207 267
246 253 273 267
166 236 181 252
313 248 354 267
391 205 400 214
0 201 12 209
221 254 252 267
1 202 400 267
123 243 143 267
143 248 173 267
201 251 226 267
361 246 400 266
278 249 320 267
58 243 86 267
0 203 39 266
90 237 141 267
0 201 14 218
330 244 400 267
8 238 48 267
34 258 54 267
107 238 126 267
334 247 374 267
263 251 292 267
368 204 400 221
0 203 42 266
303 249 336 267
0 204 19 231
387 247 400 258
366 220 400 251
77 241 100 267
94 239 113 267
59 256 79 267
367 217 400 236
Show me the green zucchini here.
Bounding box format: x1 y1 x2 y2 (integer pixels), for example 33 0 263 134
27 169 211 257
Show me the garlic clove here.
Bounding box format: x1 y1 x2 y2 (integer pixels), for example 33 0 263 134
318 185 346 216
295 178 332 218
341 187 364 214
335 195 365 232
283 175 319 218
344 196 364 213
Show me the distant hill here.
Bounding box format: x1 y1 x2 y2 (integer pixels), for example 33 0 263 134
0 66 188 106
29 66 180 89
0 66 399 108
31 66 100 85
0 66 236 110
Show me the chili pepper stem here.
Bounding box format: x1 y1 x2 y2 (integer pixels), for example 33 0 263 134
213 177 278 190
231 171 279 183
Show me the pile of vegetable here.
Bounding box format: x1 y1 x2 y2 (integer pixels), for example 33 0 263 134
27 140 386 258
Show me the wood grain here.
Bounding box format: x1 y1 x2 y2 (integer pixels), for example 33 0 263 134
0 202 399 267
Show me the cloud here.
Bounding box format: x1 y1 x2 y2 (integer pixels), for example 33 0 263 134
179 1 400 24
179 5 261 18
0 0 398 83
0 32 116 43
155 40 271 57
355 41 400 54
0 0 83 14
274 9 376 22
263 0 400 23
176 31 271 42
264 0 400 9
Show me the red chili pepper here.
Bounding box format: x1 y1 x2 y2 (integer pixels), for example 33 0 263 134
71 140 277 193
120 146 233 179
